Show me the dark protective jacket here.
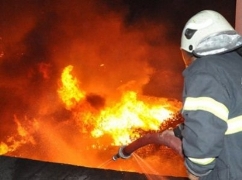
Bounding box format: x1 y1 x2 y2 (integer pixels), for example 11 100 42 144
181 51 242 180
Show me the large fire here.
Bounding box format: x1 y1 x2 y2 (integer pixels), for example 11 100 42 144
0 64 186 177
57 65 181 146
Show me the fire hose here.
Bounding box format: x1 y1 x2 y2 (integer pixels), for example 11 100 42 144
112 124 184 160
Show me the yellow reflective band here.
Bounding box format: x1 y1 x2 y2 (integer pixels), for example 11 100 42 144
183 97 229 121
226 115 242 135
188 157 215 165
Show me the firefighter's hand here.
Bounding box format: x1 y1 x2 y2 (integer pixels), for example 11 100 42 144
160 129 183 157
187 171 199 180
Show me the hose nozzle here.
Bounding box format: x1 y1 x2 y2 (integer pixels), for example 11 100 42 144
112 145 131 161
112 154 120 161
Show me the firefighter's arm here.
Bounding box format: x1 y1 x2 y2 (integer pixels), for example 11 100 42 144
173 124 199 180
187 171 199 180
182 69 229 177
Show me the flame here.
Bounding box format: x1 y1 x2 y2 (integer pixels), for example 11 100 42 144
58 65 86 110
91 91 173 145
0 64 185 177
0 142 8 155
0 115 38 155
58 65 181 146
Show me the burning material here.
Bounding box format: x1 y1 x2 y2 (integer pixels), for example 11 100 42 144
90 91 174 145
58 65 86 110
0 64 185 177
0 115 38 155
57 65 181 146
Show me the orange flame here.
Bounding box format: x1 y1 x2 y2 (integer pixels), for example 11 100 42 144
0 142 8 155
58 65 181 146
0 64 185 177
0 115 38 155
58 65 86 110
91 91 175 145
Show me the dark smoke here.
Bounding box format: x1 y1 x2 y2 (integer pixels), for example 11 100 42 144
0 1 236 109
86 93 106 110
0 0 236 131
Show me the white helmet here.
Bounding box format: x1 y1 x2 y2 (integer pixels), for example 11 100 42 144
181 10 242 56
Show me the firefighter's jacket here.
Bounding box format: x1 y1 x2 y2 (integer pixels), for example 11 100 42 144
182 51 242 180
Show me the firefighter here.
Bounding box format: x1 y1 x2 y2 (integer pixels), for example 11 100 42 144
113 10 242 180
179 10 242 180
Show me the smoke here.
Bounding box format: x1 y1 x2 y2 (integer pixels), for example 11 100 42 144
0 0 184 164
0 0 236 132
0 0 182 124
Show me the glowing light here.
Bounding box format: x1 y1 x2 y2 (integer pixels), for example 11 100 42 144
57 65 180 146
58 65 86 110
0 116 38 155
0 64 184 177
0 142 8 155
91 91 174 145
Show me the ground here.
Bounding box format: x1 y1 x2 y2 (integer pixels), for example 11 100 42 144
0 155 189 180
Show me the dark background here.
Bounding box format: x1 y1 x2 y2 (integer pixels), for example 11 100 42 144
0 0 236 102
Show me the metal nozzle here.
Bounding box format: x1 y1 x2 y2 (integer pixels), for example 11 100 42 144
112 154 120 161
112 146 131 161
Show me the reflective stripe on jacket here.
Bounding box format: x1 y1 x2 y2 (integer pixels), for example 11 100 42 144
182 51 242 180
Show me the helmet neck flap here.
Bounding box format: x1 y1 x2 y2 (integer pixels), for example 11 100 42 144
181 10 242 57
194 30 242 56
